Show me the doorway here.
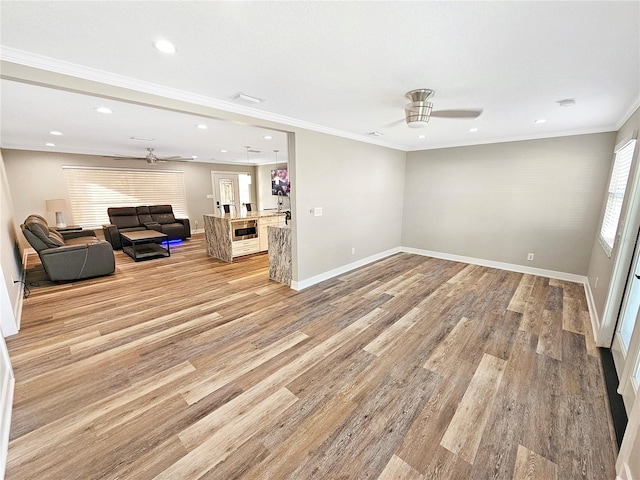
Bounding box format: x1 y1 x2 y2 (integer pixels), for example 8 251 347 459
612 226 640 414
211 172 252 215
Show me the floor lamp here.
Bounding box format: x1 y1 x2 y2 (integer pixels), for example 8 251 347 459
46 199 68 228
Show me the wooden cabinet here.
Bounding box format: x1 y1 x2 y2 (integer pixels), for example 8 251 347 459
259 215 285 252
232 238 260 257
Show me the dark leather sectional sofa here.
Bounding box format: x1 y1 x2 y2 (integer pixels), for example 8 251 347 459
103 205 191 250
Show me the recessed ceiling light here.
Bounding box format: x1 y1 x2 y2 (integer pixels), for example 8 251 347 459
233 93 263 104
191 156 198 159
369 131 383 137
263 135 273 140
534 118 547 124
49 130 62 136
221 149 227 153
130 136 155 141
95 107 112 114
469 128 478 133
45 142 56 147
196 124 208 130
153 39 176 54
417 134 426 139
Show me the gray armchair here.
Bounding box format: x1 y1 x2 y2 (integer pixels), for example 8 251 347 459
21 215 115 281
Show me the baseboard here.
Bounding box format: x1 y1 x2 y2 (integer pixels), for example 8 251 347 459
11 249 32 333
401 246 588 283
291 247 401 291
583 278 601 346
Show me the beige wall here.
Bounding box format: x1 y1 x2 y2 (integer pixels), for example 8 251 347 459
0 151 21 335
2 149 256 249
402 133 616 275
586 107 640 343
294 130 406 281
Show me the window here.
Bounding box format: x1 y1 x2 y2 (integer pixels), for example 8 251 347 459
599 138 637 256
238 173 252 206
63 166 187 227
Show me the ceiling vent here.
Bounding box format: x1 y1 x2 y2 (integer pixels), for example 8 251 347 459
232 93 263 104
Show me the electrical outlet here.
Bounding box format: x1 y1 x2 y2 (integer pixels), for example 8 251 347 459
351 247 356 255
527 253 534 261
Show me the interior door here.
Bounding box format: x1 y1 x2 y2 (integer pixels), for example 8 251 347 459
212 172 240 214
612 227 640 414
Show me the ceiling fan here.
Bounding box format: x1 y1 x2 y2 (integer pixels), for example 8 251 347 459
242 146 261 162
108 148 194 164
393 89 483 128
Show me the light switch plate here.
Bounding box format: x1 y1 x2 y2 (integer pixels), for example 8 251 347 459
314 207 323 216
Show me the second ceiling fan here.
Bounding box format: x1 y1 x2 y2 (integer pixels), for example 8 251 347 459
109 148 194 164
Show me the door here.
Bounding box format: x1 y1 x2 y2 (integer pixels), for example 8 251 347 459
612 227 640 414
212 172 240 214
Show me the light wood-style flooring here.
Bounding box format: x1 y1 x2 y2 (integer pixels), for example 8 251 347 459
6 234 617 479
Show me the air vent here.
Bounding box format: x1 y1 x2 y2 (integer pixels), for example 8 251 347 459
232 93 263 104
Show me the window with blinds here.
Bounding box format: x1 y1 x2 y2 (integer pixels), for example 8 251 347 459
63 166 188 227
599 138 637 257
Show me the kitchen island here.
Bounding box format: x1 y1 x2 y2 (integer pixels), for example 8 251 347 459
268 224 291 285
203 211 285 262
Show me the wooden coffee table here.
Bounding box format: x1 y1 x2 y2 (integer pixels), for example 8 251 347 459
120 230 170 261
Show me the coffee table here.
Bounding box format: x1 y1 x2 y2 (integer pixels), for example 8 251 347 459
120 230 170 261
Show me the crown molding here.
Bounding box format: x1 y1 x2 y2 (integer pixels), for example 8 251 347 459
406 126 619 152
0 46 408 152
2 46 636 155
617 93 640 131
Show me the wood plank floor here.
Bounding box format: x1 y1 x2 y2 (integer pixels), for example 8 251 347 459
6 234 617 479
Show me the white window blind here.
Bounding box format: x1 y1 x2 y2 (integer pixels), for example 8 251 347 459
63 166 188 227
599 138 637 257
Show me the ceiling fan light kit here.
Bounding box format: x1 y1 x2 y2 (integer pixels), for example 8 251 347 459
404 89 434 128
145 148 159 164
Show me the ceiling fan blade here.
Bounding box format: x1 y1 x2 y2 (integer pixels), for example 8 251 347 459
430 109 483 119
381 118 407 129
104 155 145 160
161 157 193 162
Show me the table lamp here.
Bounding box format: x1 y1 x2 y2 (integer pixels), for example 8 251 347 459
46 199 68 228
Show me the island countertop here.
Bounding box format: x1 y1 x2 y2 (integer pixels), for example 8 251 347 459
203 210 287 221
203 210 286 263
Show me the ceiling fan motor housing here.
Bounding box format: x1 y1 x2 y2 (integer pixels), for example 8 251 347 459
405 89 435 128
146 147 158 164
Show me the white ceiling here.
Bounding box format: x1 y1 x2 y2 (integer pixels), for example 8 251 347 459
1 1 639 165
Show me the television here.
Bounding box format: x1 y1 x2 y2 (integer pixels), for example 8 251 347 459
271 169 290 196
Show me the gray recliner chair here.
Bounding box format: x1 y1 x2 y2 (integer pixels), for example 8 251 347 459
21 215 115 281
